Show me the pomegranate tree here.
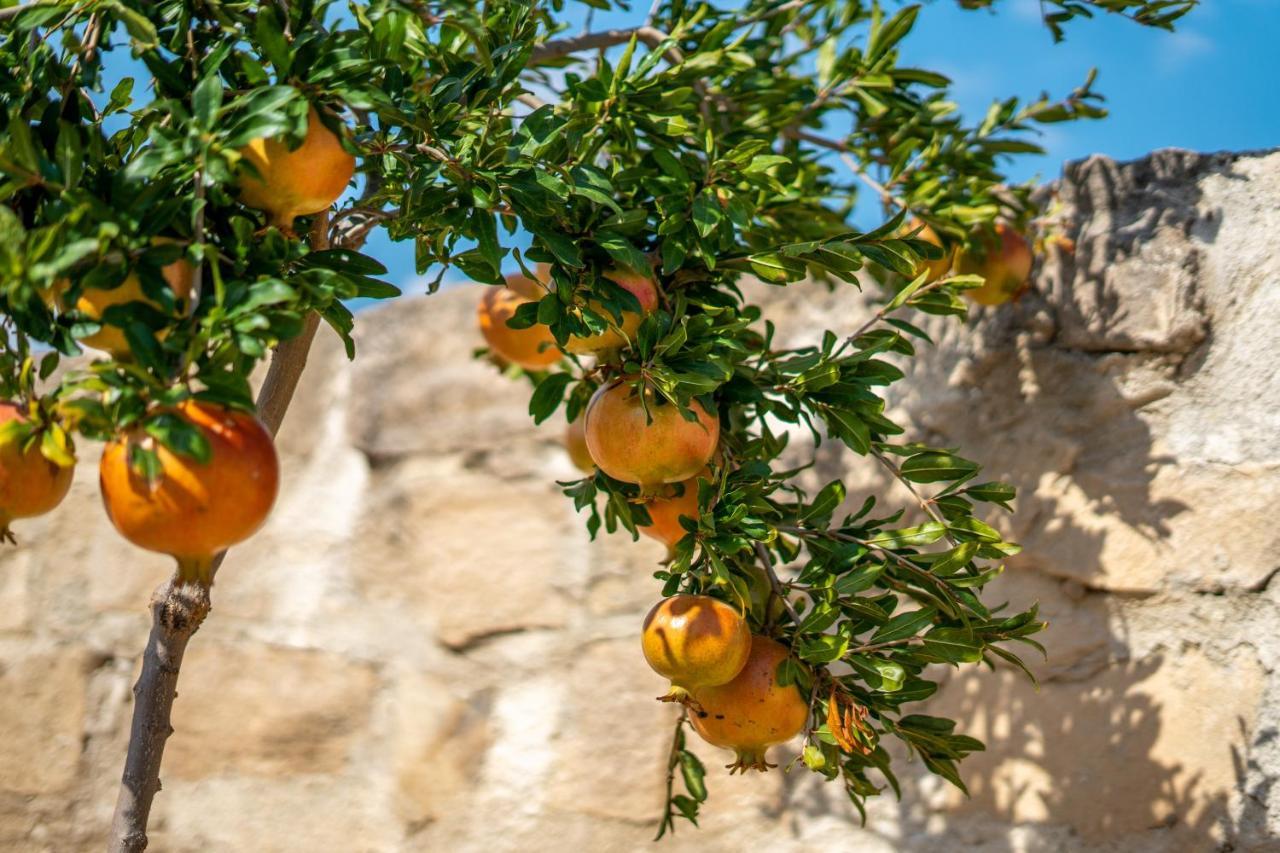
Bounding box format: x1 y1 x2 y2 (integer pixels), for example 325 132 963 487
0 0 1196 848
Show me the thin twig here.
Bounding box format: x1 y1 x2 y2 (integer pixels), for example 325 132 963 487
754 540 801 625
330 207 397 253
653 708 689 841
516 91 547 110
783 128 899 206
842 277 948 349
849 636 924 655
644 0 663 25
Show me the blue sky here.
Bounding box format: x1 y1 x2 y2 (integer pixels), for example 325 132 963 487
366 0 1278 288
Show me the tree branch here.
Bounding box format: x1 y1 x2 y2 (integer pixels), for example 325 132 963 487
107 213 334 853
754 540 802 626
783 128 900 206
530 26 682 65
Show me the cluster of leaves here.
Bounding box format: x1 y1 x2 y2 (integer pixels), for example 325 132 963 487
0 0 400 465
957 0 1197 42
0 0 1189 838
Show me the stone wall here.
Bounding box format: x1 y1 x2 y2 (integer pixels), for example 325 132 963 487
2 148 1278 852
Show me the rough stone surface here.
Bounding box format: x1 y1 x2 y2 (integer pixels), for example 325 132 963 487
1 148 1279 852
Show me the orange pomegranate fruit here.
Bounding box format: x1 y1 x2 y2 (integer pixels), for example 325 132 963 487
901 218 953 283
99 400 279 583
477 272 561 371
236 106 355 234
565 268 659 355
0 402 75 543
641 594 751 702
583 382 718 491
638 468 712 550
956 223 1034 306
55 252 195 357
689 635 808 772
564 415 595 473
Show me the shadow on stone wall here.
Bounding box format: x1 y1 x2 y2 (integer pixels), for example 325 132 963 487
750 148 1280 852
876 151 1276 853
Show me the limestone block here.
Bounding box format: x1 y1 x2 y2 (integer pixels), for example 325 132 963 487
164 643 378 779
0 647 88 795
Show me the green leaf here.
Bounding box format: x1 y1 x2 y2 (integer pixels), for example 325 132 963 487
145 413 212 464
927 542 980 577
900 451 979 484
801 481 845 527
920 627 983 664
528 373 573 424
253 6 292 73
870 607 936 644
798 634 849 664
679 751 707 802
39 424 75 468
868 5 921 63
192 75 224 128
964 481 1017 509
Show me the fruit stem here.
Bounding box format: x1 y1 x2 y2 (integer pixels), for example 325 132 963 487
656 684 690 703
269 211 298 238
175 554 216 587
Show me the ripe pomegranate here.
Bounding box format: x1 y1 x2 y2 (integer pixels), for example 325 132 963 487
564 268 659 355
563 416 595 473
689 635 808 772
236 106 356 234
477 272 561 371
956 223 1033 306
641 594 750 702
638 468 711 550
0 402 74 543
901 218 952 283
583 382 718 490
55 252 194 357
99 399 279 583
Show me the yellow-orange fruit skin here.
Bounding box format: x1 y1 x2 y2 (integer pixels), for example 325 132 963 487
583 382 719 490
904 219 953 283
236 107 355 232
0 403 74 536
477 277 561 371
565 269 660 355
564 417 595 473
505 267 550 300
639 469 710 549
99 400 279 574
641 595 751 693
957 223 1034 306
59 257 194 357
689 635 808 772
